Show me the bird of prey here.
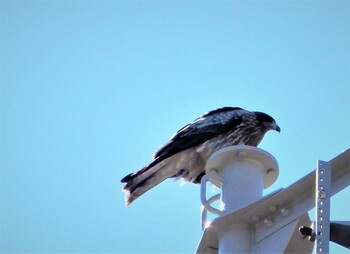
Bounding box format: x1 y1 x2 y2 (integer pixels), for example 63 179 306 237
121 107 280 205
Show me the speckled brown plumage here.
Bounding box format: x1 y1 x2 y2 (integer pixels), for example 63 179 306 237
121 107 280 205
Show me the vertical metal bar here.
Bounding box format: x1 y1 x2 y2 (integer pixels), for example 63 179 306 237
315 160 331 254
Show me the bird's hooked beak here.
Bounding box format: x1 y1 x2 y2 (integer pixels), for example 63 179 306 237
274 122 281 133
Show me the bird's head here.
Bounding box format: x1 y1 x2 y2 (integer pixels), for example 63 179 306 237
254 112 281 133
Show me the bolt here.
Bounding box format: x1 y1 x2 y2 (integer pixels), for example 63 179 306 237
237 151 247 158
281 207 290 216
268 205 277 212
251 215 260 223
264 219 274 227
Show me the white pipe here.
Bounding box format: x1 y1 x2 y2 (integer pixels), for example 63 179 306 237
204 145 279 254
218 223 252 253
220 160 265 214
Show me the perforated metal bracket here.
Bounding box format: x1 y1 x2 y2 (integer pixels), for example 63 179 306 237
315 160 331 254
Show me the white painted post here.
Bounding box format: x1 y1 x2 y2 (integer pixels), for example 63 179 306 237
218 223 252 253
220 159 265 214
203 146 279 254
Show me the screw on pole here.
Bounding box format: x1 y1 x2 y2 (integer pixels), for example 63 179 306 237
315 160 331 253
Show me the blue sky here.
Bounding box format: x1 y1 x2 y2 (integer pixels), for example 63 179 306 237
1 1 350 253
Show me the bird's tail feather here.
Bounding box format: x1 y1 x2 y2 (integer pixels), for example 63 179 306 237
121 160 172 206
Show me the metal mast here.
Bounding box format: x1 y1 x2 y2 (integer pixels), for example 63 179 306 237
197 147 350 254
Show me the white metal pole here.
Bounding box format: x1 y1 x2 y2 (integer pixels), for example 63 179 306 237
218 223 252 253
203 146 279 254
220 160 265 214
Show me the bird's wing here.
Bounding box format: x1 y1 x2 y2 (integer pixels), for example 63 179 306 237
153 107 246 160
121 107 246 184
120 107 248 205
